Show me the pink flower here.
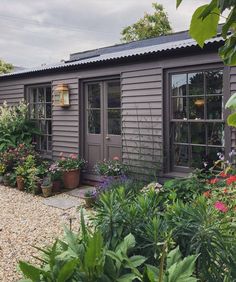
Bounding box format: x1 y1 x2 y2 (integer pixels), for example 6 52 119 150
61 157 66 161
113 156 119 161
214 201 228 213
59 152 64 157
70 154 77 159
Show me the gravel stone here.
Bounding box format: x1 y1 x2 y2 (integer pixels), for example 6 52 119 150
0 185 91 282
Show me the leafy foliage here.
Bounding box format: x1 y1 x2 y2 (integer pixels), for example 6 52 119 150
177 0 236 65
0 101 40 152
121 3 172 42
0 59 13 74
166 197 236 281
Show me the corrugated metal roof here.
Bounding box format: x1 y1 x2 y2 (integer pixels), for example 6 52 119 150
0 36 224 78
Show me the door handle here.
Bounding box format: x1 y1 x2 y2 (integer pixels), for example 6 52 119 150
105 136 110 140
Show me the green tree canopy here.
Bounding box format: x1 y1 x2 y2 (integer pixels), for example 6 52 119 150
121 3 172 43
177 0 236 65
0 59 13 74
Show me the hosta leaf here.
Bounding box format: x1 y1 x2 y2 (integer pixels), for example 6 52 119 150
225 92 236 110
57 259 78 282
117 273 137 282
166 246 182 268
18 261 41 281
190 5 220 47
227 112 236 127
176 0 183 8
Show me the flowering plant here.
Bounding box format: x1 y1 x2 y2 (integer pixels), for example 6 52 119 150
48 162 62 181
0 164 6 175
58 153 86 171
95 157 127 176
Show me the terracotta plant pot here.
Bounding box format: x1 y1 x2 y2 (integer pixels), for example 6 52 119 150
41 185 52 197
63 169 80 189
52 180 62 193
16 176 24 191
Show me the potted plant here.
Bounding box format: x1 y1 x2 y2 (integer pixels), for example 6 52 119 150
95 157 127 178
0 164 6 183
58 153 86 189
49 163 62 193
15 165 25 191
3 172 11 186
80 190 96 208
41 176 52 197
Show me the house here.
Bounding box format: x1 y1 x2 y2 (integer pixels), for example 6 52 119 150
0 29 234 181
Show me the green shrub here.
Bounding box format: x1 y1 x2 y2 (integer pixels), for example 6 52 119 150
0 101 40 152
165 197 236 281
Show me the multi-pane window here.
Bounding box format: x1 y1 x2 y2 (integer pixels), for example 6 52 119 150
170 69 224 170
26 85 52 154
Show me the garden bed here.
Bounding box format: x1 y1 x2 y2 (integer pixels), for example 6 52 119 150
0 185 90 282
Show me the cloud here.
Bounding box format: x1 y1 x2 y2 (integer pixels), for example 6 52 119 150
0 0 209 67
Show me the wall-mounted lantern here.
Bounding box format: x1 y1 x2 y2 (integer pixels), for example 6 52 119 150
53 84 70 107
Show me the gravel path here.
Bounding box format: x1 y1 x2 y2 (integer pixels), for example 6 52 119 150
0 185 90 282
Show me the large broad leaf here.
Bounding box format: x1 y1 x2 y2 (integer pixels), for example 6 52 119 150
117 273 137 282
166 247 182 269
165 255 198 282
128 255 146 268
227 112 236 127
176 0 183 8
18 261 41 281
190 4 220 47
57 259 78 282
219 36 236 66
222 7 236 38
225 92 236 110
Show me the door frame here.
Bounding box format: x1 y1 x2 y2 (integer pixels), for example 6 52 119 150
79 75 121 181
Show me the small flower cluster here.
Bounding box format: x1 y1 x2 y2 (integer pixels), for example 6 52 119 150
48 162 62 181
95 157 127 177
57 152 86 171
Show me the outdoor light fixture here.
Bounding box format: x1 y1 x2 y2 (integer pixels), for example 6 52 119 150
53 84 70 107
194 98 205 107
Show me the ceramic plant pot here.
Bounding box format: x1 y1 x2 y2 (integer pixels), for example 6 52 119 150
63 169 80 189
81 195 96 208
41 185 52 197
16 176 24 191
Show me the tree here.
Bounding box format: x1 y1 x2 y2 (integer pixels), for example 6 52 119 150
121 3 172 43
0 59 13 74
177 0 236 65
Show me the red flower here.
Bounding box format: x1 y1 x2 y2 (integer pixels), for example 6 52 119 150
209 178 219 184
214 201 228 213
203 190 211 198
223 188 228 193
219 172 228 178
226 175 236 185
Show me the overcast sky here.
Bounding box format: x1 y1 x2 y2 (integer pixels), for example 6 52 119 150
0 0 209 67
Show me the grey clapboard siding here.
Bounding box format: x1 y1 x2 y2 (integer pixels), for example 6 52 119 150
230 67 236 148
121 67 162 175
0 83 24 105
52 78 79 158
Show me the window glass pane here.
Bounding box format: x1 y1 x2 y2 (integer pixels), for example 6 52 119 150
88 84 100 108
172 74 187 96
173 123 188 143
191 146 206 168
108 81 120 108
32 88 37 103
38 88 45 102
88 109 100 134
206 70 223 95
38 104 45 119
208 123 224 146
46 87 51 102
189 97 205 119
46 104 52 118
172 97 187 119
174 145 189 167
207 96 223 119
188 72 204 96
48 136 52 151
46 120 52 135
108 109 121 135
207 147 223 166
191 123 205 144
